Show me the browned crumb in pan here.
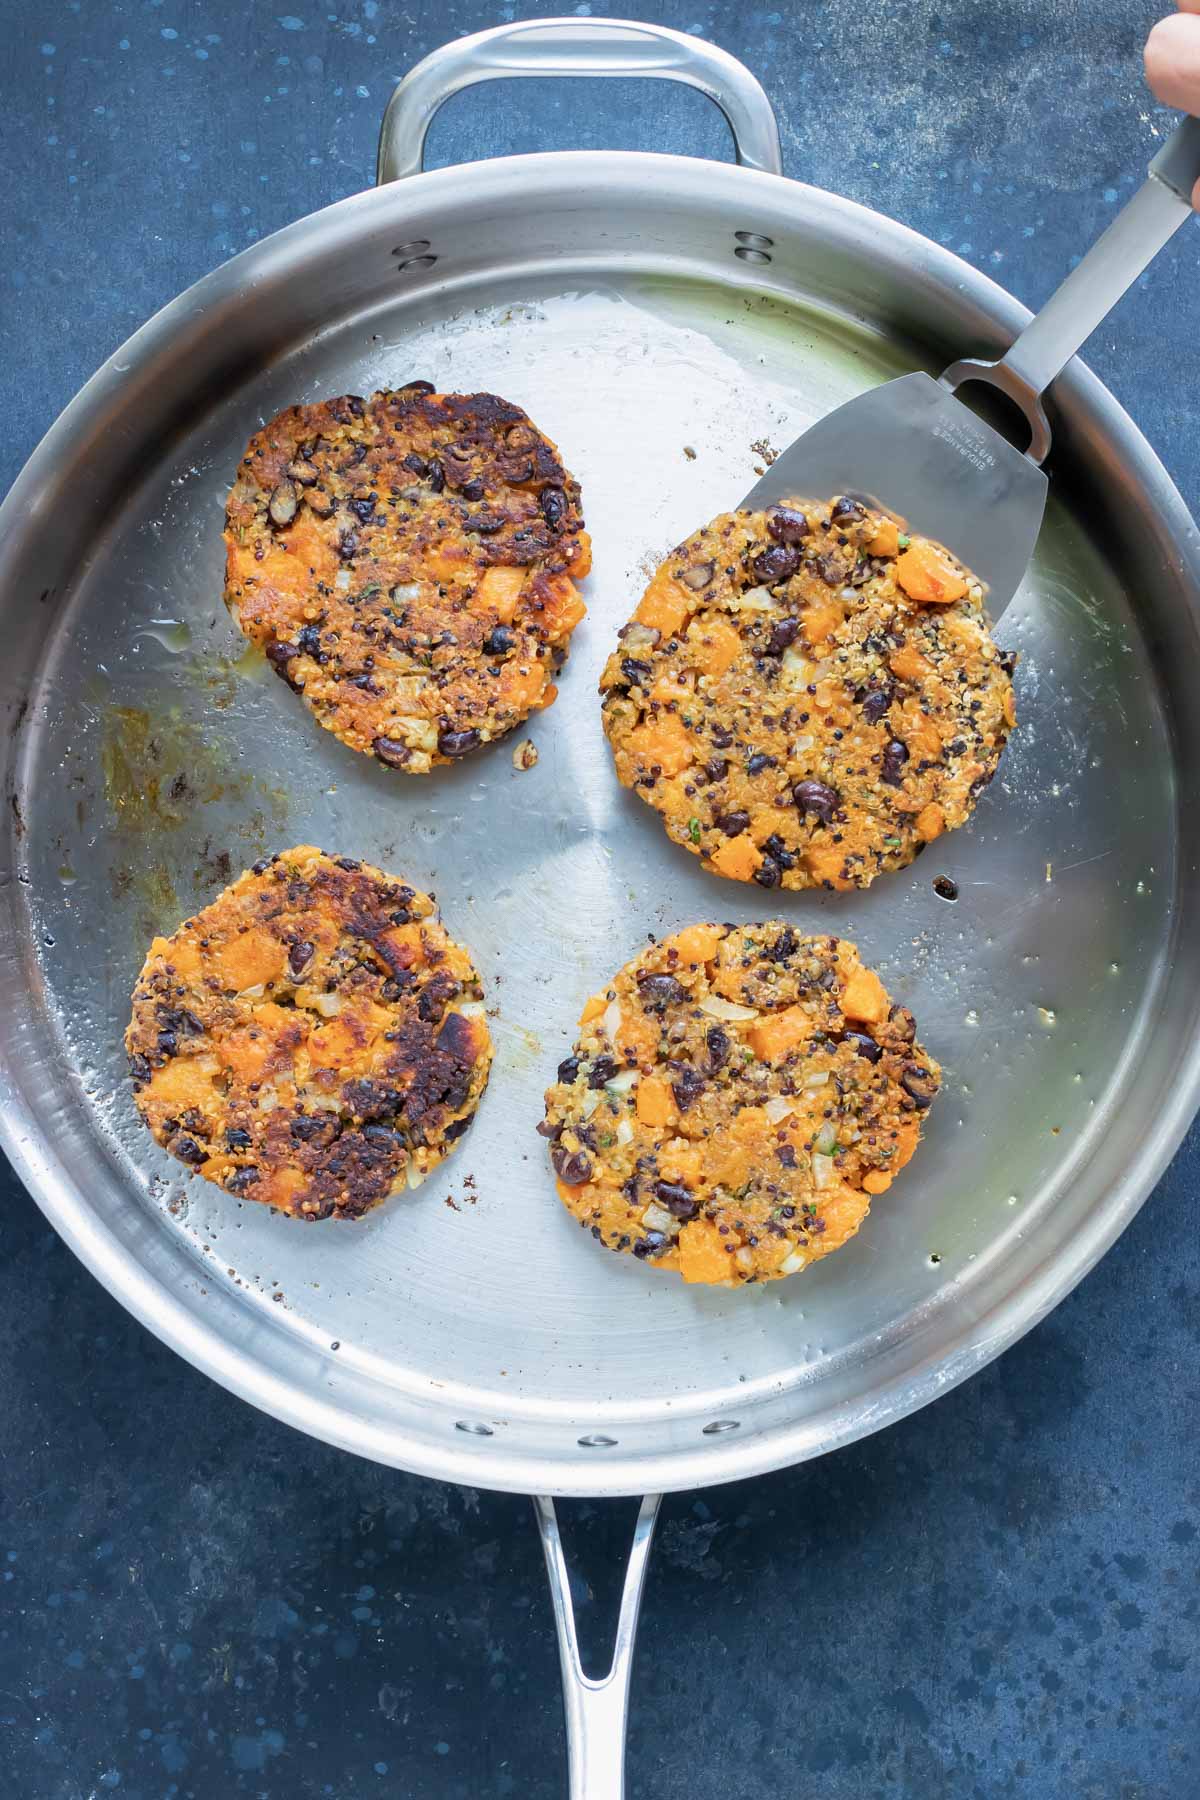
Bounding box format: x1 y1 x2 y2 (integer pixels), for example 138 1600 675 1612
541 923 939 1287
224 385 591 771
126 846 492 1219
600 496 1014 889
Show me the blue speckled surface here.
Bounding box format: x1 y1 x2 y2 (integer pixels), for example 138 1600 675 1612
3 4 1200 1796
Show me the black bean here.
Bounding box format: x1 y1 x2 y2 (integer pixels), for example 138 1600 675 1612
669 1062 705 1111
754 857 781 888
881 740 909 785
402 452 429 477
266 640 299 668
337 527 360 561
706 1025 730 1070
861 685 894 723
225 1127 253 1149
540 486 567 529
286 458 318 486
536 1117 561 1139
465 509 504 533
705 756 729 782
427 459 445 494
793 779 839 822
295 624 323 659
840 1030 883 1063
710 725 733 749
288 940 314 977
766 506 810 544
399 379 435 395
762 833 795 869
901 1063 938 1108
770 927 798 962
813 555 844 586
348 495 375 523
776 1144 798 1168
654 1180 699 1221
998 648 1018 676
557 1054 582 1084
637 972 686 1007
681 560 715 589
225 1166 260 1194
128 1052 151 1087
753 543 799 584
766 617 800 655
306 488 334 517
747 752 775 777
438 727 481 758
372 736 411 768
933 875 959 902
588 1055 618 1090
485 626 517 656
831 495 866 522
552 1145 593 1185
156 1029 178 1058
719 809 751 836
620 657 652 687
268 481 298 528
174 1136 205 1165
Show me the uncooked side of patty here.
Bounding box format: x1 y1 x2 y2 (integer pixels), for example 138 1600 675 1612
126 846 492 1220
541 924 939 1286
600 496 1015 890
224 386 591 772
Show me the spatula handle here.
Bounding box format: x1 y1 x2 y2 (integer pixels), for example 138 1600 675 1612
944 115 1199 463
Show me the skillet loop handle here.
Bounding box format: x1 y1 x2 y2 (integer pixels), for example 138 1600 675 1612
534 1493 662 1800
376 17 783 184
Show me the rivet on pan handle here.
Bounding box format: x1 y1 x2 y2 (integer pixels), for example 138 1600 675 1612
534 1493 662 1800
375 17 784 185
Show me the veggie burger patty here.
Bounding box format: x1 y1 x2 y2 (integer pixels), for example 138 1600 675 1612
600 495 1014 889
126 846 492 1219
224 385 591 772
541 923 940 1286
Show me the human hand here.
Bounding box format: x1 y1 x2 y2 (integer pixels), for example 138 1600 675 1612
1145 1 1200 205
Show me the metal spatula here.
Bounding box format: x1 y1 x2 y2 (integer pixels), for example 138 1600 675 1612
742 116 1200 619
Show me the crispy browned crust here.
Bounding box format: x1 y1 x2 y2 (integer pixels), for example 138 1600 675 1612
125 846 492 1219
600 496 1014 889
541 924 939 1286
224 386 590 771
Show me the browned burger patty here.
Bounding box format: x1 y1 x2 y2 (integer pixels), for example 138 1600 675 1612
541 923 940 1286
125 846 492 1219
224 385 591 772
600 496 1014 889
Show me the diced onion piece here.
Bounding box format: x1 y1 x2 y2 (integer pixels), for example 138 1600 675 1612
392 582 422 601
606 1068 639 1094
641 1202 677 1234
735 1246 756 1270
256 1083 280 1114
698 995 760 1022
302 1092 343 1112
780 644 816 690
405 1160 429 1191
240 982 266 999
601 997 622 1042
811 1152 836 1189
458 1000 486 1018
310 991 343 1018
813 1120 838 1155
615 1118 634 1146
804 1070 830 1091
780 1248 808 1275
727 584 777 614
579 1089 602 1120
792 734 815 755
335 568 353 591
765 1095 797 1124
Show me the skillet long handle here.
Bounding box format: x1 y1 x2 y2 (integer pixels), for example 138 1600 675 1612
534 1494 662 1800
943 115 1200 462
376 17 783 183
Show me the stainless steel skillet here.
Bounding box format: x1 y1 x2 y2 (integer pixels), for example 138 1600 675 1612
2 19 1199 1797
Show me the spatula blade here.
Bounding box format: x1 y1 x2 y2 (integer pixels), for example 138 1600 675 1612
740 372 1047 619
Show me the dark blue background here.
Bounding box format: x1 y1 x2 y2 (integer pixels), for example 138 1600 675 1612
3 3 1199 1796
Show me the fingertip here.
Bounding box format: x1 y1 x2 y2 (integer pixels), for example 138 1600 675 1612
1145 11 1200 107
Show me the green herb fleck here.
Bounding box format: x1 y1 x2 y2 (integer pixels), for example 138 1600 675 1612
883 835 902 849
897 533 911 549
687 817 702 845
